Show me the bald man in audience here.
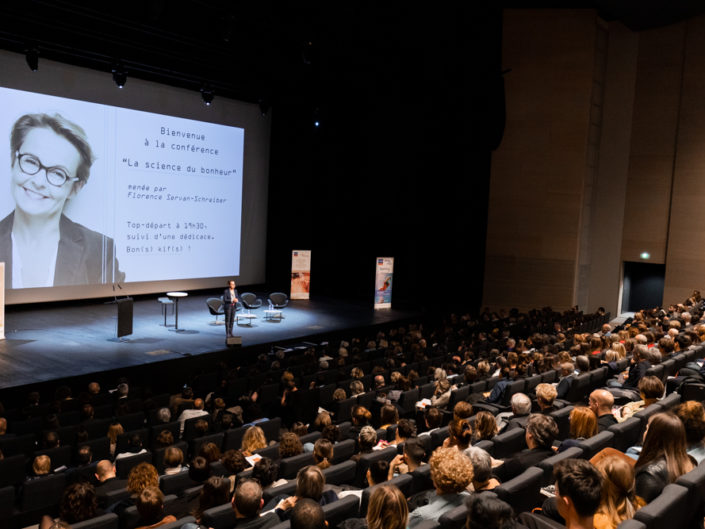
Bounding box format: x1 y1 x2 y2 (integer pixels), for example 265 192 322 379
0 417 8 436
94 460 128 507
588 390 617 431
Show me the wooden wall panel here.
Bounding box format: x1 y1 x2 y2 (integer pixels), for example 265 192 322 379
664 17 705 305
621 24 685 264
483 10 597 311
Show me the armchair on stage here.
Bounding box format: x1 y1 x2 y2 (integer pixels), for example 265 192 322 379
268 292 289 309
206 297 237 325
240 292 263 310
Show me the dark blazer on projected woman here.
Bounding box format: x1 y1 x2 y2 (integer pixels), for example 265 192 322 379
0 211 125 288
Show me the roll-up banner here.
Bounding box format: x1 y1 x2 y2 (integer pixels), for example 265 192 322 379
374 257 394 309
291 250 311 300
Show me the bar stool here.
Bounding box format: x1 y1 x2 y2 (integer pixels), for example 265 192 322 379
157 297 174 326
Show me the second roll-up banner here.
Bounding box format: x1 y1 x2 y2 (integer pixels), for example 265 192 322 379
374 257 394 309
291 250 311 300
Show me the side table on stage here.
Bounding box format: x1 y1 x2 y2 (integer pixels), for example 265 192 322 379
263 309 283 321
166 291 188 331
236 312 257 326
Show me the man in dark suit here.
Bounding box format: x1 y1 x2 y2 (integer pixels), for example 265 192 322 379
94 459 128 508
223 280 239 337
500 414 559 480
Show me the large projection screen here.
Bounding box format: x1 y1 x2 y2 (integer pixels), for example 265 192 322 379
0 50 269 304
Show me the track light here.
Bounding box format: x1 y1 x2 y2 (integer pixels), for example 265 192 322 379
313 107 321 128
112 63 127 88
25 47 39 72
200 86 214 106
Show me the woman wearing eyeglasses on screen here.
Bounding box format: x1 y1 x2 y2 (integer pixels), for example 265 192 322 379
0 112 124 288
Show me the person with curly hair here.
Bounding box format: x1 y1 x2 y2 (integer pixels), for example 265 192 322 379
40 482 101 529
407 447 473 528
128 462 160 496
674 400 705 463
279 432 304 459
134 486 177 529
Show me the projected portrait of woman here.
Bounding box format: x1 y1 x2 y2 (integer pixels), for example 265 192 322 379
0 112 124 288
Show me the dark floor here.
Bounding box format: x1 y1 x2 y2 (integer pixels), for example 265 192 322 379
0 293 421 390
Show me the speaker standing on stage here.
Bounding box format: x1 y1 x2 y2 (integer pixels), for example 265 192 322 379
223 280 239 337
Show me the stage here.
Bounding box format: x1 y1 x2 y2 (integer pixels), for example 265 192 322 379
0 292 421 392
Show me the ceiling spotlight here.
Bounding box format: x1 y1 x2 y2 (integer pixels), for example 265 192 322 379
200 86 214 106
112 63 127 88
313 107 321 128
25 47 39 72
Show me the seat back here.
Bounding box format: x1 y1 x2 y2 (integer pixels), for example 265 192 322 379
430 426 450 449
549 406 574 441
322 495 360 528
34 445 73 470
633 483 690 529
494 466 544 514
322 460 357 485
608 417 642 453
241 292 262 309
0 454 28 487
191 432 225 459
116 451 153 479
201 503 237 529
360 473 413 515
536 446 583 486
160 471 198 496
21 473 66 511
575 430 614 460
206 298 224 315
398 388 421 417
331 439 356 464
675 462 705 529
564 373 592 403
183 415 212 441
491 427 526 459
260 417 282 443
354 446 398 487
268 292 289 308
279 452 316 479
72 513 120 529
334 398 357 424
502 379 527 407
223 425 248 451
0 484 15 520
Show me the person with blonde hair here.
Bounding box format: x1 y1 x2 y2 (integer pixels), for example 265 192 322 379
241 425 266 456
535 383 558 414
33 454 51 475
593 455 645 529
367 485 408 529
407 447 473 527
107 422 124 457
471 411 497 444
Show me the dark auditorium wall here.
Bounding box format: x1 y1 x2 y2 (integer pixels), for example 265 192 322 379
265 7 503 309
484 9 705 314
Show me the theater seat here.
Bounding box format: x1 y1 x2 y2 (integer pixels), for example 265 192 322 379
279 452 316 479
491 427 526 459
360 473 413 515
575 430 614 460
322 495 359 528
536 446 583 486
322 460 356 485
71 513 119 529
331 439 356 465
633 483 690 529
494 466 544 515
